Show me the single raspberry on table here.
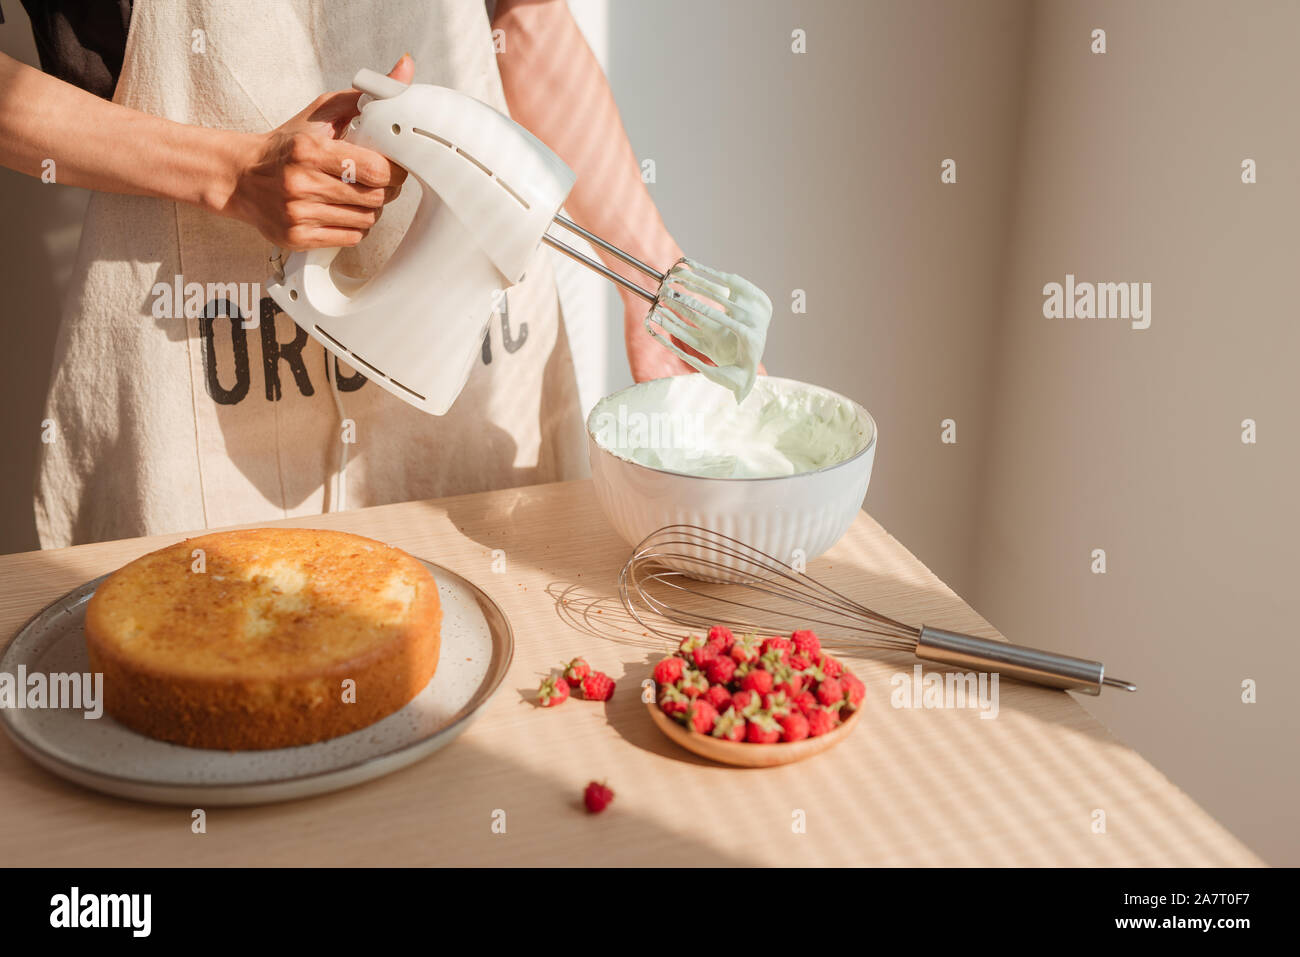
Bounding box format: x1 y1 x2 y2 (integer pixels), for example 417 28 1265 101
653 656 684 686
706 656 737 686
564 657 591 685
580 671 616 701
584 781 614 813
537 675 569 707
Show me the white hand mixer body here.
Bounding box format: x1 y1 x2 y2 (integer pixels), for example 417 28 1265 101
268 68 772 415
267 69 576 415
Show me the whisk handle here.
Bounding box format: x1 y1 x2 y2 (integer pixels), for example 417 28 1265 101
916 626 1136 695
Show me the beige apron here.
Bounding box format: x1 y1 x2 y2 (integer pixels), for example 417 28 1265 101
34 0 588 548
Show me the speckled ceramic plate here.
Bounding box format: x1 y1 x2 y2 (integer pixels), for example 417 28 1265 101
0 560 512 806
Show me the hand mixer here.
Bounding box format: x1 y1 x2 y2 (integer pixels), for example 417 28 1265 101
267 68 770 415
620 525 1138 695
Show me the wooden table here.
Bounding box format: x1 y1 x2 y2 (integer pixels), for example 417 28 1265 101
0 480 1261 866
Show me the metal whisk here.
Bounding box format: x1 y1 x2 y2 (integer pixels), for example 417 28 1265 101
619 525 1137 696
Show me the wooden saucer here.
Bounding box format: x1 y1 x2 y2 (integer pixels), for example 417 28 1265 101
646 701 861 767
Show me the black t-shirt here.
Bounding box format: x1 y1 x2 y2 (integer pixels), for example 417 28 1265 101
3 0 133 99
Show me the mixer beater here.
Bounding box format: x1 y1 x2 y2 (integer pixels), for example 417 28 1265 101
619 525 1137 695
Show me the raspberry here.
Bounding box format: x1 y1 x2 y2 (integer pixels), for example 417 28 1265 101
712 707 747 742
791 629 821 658
792 690 818 716
580 671 616 701
739 669 773 695
760 649 793 680
584 781 614 813
841 672 865 708
777 711 809 742
678 670 709 699
818 654 844 679
762 690 792 716
789 652 811 671
704 683 733 713
659 685 690 720
816 676 844 707
653 656 684 686
564 657 591 685
761 636 792 658
679 635 705 656
706 656 736 686
776 675 804 698
806 707 839 737
706 625 736 652
679 634 718 668
536 675 569 707
731 689 760 716
745 711 781 744
692 646 719 669
685 698 719 734
729 634 761 665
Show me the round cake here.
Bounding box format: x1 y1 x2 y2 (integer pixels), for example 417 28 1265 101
84 528 442 751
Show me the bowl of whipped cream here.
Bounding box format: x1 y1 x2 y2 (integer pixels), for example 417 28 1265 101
586 374 876 576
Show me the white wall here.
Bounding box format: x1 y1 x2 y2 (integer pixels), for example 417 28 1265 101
974 0 1299 864
604 0 1031 602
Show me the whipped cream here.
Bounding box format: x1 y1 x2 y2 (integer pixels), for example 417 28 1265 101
589 375 869 479
646 258 772 402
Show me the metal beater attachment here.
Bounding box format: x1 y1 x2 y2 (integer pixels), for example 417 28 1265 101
619 524 1137 696
542 217 771 400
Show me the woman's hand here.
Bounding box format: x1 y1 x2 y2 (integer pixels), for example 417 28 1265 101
625 301 699 382
218 55 414 249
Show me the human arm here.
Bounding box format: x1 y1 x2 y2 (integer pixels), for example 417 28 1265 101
0 51 412 249
490 0 695 381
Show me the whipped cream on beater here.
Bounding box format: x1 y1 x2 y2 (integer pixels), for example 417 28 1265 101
590 375 868 479
647 258 772 402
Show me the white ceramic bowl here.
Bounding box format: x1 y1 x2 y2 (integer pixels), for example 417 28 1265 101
586 374 877 577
